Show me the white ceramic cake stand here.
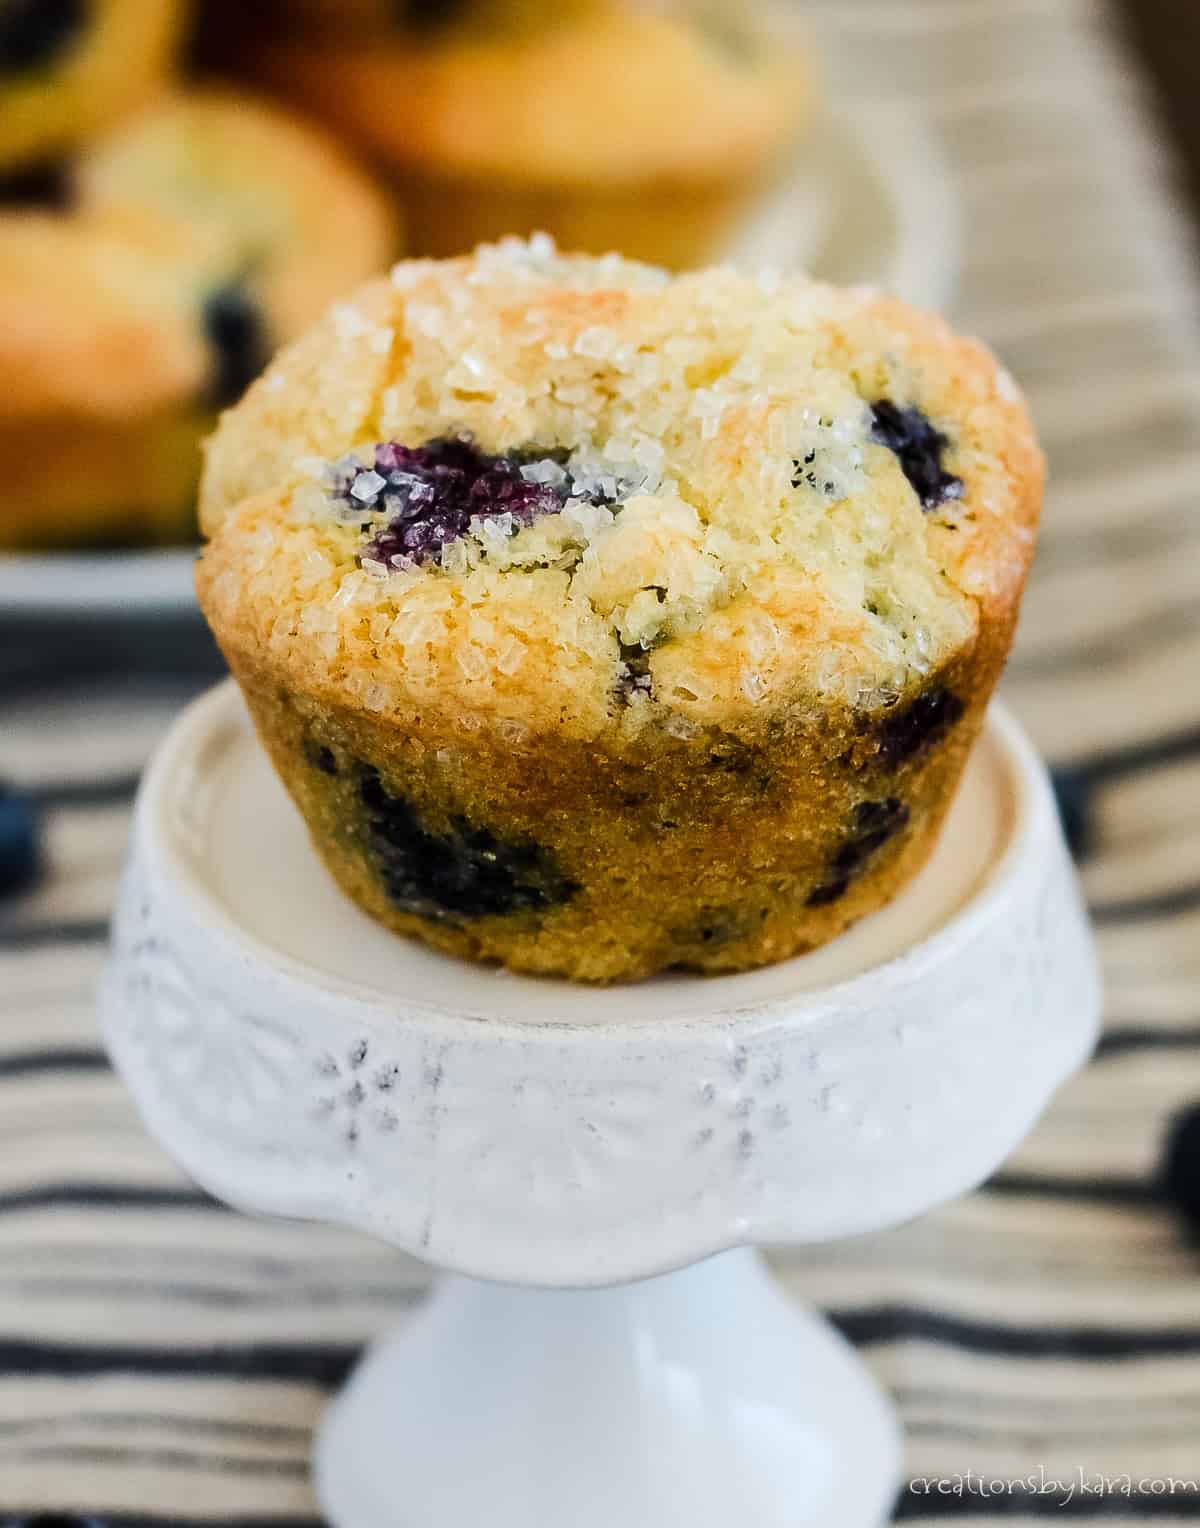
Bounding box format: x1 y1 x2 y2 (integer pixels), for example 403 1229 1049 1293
99 681 1100 1528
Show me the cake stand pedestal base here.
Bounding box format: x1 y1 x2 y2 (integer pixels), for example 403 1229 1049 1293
316 1247 900 1528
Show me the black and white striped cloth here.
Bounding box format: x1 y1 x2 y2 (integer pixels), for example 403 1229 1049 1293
5 0 1200 1521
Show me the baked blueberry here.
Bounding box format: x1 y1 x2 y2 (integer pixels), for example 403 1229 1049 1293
359 767 577 921
304 738 339 775
0 778 41 898
870 399 963 511
878 687 964 767
0 0 88 77
349 440 576 568
809 797 909 907
1163 1102 1200 1237
347 438 642 570
203 284 271 410
0 158 72 205
832 797 910 874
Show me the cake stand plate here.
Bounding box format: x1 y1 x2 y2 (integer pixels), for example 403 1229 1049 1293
100 683 1099 1528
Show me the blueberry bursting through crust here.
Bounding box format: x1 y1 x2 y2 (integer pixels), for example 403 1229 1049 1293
335 438 626 570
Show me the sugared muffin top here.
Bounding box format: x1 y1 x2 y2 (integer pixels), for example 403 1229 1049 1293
199 240 1042 743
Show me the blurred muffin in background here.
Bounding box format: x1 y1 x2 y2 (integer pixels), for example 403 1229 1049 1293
0 213 209 548
0 0 184 175
0 91 397 551
190 0 597 79
219 0 595 39
247 4 811 269
77 91 399 341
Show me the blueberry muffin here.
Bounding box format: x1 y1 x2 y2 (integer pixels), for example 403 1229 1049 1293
0 92 396 551
247 6 810 269
0 212 211 547
76 90 400 344
0 0 183 176
197 241 1042 984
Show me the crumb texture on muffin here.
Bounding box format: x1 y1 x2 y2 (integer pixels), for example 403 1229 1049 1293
198 240 1042 981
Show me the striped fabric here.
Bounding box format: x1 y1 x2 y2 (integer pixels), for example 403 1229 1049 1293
4 0 1200 1520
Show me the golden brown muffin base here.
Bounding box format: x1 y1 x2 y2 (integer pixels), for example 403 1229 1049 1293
210 609 1002 984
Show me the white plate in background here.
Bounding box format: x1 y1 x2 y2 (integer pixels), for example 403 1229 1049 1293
0 104 959 621
0 545 200 619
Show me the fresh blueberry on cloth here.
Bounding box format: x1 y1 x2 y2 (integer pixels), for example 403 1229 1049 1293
1048 765 1094 861
1162 1103 1200 1232
0 778 42 898
4 1516 110 1527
